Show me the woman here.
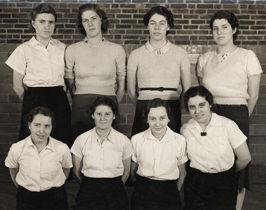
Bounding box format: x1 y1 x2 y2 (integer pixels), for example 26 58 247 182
197 10 262 209
131 98 187 210
5 4 72 147
71 97 131 210
5 107 72 210
65 4 126 141
181 86 251 210
127 6 191 136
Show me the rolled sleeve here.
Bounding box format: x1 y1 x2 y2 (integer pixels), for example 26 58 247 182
5 144 20 168
127 49 138 73
122 137 132 160
180 48 191 70
70 136 84 159
246 50 263 77
131 137 137 163
61 144 73 168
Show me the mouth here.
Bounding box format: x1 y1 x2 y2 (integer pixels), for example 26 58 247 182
36 134 45 139
154 33 161 35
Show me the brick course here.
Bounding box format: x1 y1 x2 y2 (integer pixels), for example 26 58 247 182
0 1 266 166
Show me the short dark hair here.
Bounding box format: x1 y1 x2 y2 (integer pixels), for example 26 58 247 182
184 86 214 112
24 107 55 134
210 10 239 41
77 4 109 36
143 98 172 121
29 4 57 33
88 96 118 127
143 6 174 36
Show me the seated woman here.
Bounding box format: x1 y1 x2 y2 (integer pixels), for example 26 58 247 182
130 98 187 210
181 86 251 210
5 107 72 210
71 97 131 210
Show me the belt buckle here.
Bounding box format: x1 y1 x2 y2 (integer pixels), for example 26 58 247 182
159 87 164 92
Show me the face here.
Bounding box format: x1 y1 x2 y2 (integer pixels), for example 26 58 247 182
32 13 55 41
82 10 102 38
148 13 170 42
187 95 212 125
28 114 52 144
92 105 115 130
212 18 236 47
147 106 170 139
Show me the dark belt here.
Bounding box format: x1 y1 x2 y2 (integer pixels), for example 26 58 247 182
139 87 177 92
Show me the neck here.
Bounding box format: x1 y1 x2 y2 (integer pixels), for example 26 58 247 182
87 34 102 47
149 38 167 49
152 128 167 141
95 127 111 140
32 137 48 153
36 35 50 48
218 43 236 55
198 113 212 131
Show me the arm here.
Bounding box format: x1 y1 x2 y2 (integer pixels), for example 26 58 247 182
9 168 19 188
116 78 125 104
63 168 71 179
72 154 83 184
198 77 203 86
247 74 261 116
177 163 187 191
121 157 131 185
234 141 251 172
65 78 76 99
180 66 191 93
130 160 138 182
127 70 138 107
13 71 25 101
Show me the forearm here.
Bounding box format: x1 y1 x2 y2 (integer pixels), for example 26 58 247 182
128 92 137 107
121 170 130 185
248 95 259 117
130 161 138 182
73 170 83 184
9 168 19 188
63 168 71 179
116 88 125 104
177 175 185 191
235 158 251 172
65 78 76 98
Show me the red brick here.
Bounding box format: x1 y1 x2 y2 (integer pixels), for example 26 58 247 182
0 133 18 143
255 145 266 155
251 154 266 165
0 123 19 133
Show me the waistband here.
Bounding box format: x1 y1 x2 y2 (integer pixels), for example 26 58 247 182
140 87 177 92
27 86 63 90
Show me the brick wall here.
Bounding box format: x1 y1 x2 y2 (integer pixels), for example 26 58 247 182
0 1 266 167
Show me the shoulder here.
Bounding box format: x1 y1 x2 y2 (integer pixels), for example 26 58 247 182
131 131 145 143
237 47 257 58
50 137 69 149
169 129 186 143
52 39 66 49
112 129 130 141
170 44 187 54
200 51 215 60
66 41 85 51
130 45 146 55
212 113 237 128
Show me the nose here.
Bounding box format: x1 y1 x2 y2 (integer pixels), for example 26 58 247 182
217 28 221 34
88 19 93 26
155 23 159 30
44 22 49 29
195 107 200 114
100 115 105 121
39 126 45 133
155 119 160 126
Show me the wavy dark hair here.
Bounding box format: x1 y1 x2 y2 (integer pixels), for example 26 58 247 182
88 96 119 127
143 6 174 36
25 107 55 134
210 10 239 41
184 86 214 112
29 4 57 33
143 98 172 121
77 4 109 36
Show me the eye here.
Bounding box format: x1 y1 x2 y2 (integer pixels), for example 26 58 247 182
45 125 51 128
49 21 55 24
213 28 217 31
199 103 205 108
40 20 45 23
188 106 196 110
105 113 110 116
82 19 88 23
160 116 166 120
149 117 155 121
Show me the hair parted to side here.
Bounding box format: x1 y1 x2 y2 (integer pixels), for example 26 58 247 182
77 4 109 36
143 98 172 121
88 96 119 127
143 6 174 36
24 107 55 134
29 4 57 33
209 10 239 41
184 86 214 112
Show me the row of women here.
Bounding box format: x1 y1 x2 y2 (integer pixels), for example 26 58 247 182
4 2 262 210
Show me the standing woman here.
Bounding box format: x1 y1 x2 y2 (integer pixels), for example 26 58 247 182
127 6 191 136
65 4 126 141
5 107 72 210
5 4 72 147
197 10 262 209
131 98 187 210
71 97 131 210
181 86 251 210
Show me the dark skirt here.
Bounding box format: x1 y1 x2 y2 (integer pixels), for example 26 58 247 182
16 185 68 210
131 99 181 137
212 104 253 191
131 176 181 210
71 94 118 141
20 87 72 147
74 176 128 210
184 165 237 210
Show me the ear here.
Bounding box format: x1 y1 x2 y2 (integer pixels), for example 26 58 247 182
113 115 116 120
233 27 237 34
92 114 94 119
28 122 31 131
32 20 35 28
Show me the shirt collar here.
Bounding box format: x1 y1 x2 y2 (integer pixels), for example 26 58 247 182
25 135 55 152
187 113 223 129
84 37 105 47
91 127 115 144
143 127 173 142
28 36 56 48
145 40 171 54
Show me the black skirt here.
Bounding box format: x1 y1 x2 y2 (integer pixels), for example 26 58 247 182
131 99 181 137
74 176 128 210
20 87 72 147
212 104 253 191
16 185 68 210
131 176 181 210
184 165 237 210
